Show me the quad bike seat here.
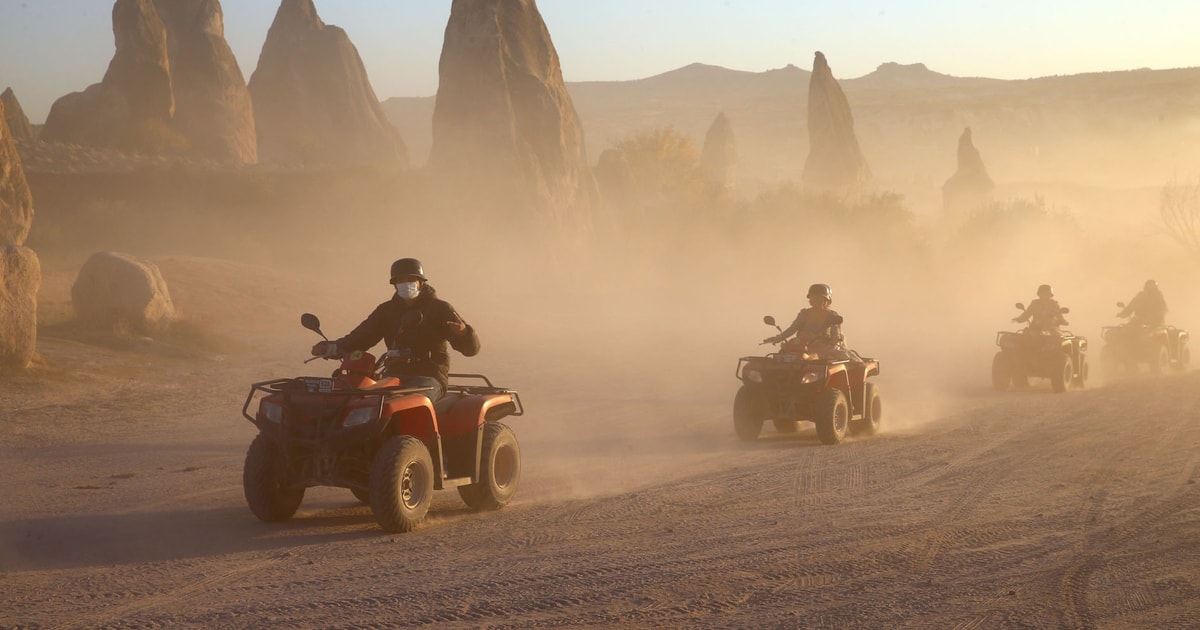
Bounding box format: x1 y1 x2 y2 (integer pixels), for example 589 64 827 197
361 377 401 390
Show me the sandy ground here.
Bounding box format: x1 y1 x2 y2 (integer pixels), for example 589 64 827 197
2 258 1199 629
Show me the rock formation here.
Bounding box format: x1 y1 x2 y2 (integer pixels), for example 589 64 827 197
0 101 40 368
802 51 870 190
700 112 737 192
72 252 176 332
248 0 406 167
1 88 35 142
154 0 257 164
42 0 176 152
942 127 995 221
430 0 597 229
594 148 636 208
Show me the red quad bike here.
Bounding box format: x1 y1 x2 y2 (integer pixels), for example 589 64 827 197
240 312 523 533
733 315 882 445
992 302 1088 393
1100 301 1190 377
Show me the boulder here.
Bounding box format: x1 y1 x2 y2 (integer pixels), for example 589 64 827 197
154 0 257 164
41 0 176 152
700 112 737 192
0 100 34 246
942 127 995 221
430 0 597 229
0 245 41 368
248 0 406 167
802 51 870 190
1 88 35 142
72 252 176 332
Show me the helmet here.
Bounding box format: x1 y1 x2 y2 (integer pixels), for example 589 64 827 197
1144 279 1158 291
389 258 427 283
1037 284 1053 298
807 283 832 301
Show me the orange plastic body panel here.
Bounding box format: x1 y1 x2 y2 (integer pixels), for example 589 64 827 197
440 394 513 439
387 394 438 443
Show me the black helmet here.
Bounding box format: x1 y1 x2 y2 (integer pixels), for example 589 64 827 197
1144 279 1158 291
807 283 832 301
389 258 427 283
1037 284 1053 298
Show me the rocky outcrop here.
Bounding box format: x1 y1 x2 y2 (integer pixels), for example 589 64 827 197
154 0 257 164
0 102 40 368
942 127 995 221
430 0 597 229
248 0 406 168
594 148 636 207
1 88 35 142
42 0 176 152
72 252 176 332
700 112 737 192
802 51 870 189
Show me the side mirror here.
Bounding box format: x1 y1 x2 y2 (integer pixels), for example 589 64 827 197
1060 307 1070 314
763 315 776 327
301 313 328 340
399 309 424 331
1116 301 1126 309
1015 303 1025 311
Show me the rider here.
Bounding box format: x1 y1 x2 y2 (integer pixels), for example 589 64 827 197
763 283 853 361
1117 279 1167 326
1014 284 1068 333
311 258 479 402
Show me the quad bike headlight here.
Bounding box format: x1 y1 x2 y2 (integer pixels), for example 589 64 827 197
343 407 378 428
260 400 283 424
801 368 825 384
744 368 764 384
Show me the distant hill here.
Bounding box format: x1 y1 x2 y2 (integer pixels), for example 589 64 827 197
383 62 1200 208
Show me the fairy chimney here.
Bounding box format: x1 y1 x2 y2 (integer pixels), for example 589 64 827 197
154 0 257 164
0 101 41 368
801 51 870 190
248 0 407 167
942 127 995 221
42 0 175 151
700 112 737 192
430 0 597 229
1 88 35 142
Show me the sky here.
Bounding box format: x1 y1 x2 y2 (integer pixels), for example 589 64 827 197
2 0 1199 123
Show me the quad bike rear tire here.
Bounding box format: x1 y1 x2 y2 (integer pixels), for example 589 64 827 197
458 422 521 511
1050 353 1073 394
350 487 370 504
851 382 881 436
1174 343 1191 373
991 353 1010 391
370 435 434 533
815 389 850 445
1072 355 1089 390
733 385 766 442
243 434 305 522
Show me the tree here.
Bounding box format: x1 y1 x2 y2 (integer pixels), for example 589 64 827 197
1160 176 1200 262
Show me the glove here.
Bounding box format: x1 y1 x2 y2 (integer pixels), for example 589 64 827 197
762 336 778 345
311 341 339 358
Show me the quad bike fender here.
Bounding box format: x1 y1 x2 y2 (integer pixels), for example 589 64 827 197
440 394 518 439
824 364 852 403
382 394 439 443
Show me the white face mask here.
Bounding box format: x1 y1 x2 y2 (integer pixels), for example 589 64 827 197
395 281 420 301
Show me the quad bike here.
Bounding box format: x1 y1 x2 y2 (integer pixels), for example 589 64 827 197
733 315 881 445
992 302 1088 393
240 312 523 533
1099 302 1190 377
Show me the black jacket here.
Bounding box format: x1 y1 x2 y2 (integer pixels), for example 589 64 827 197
335 285 480 388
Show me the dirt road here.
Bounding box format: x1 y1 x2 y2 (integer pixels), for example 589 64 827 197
2 326 1198 630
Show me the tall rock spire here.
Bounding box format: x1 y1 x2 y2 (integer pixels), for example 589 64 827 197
430 0 597 229
801 51 870 190
942 127 995 221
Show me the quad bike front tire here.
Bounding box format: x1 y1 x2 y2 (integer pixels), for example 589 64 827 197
1072 355 1089 390
851 382 882 436
458 422 521 511
733 385 766 442
1050 353 1073 394
815 389 850 445
350 487 370 504
991 353 1010 391
243 434 305 522
370 435 435 533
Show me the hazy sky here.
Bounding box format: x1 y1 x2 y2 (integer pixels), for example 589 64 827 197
2 0 1199 123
